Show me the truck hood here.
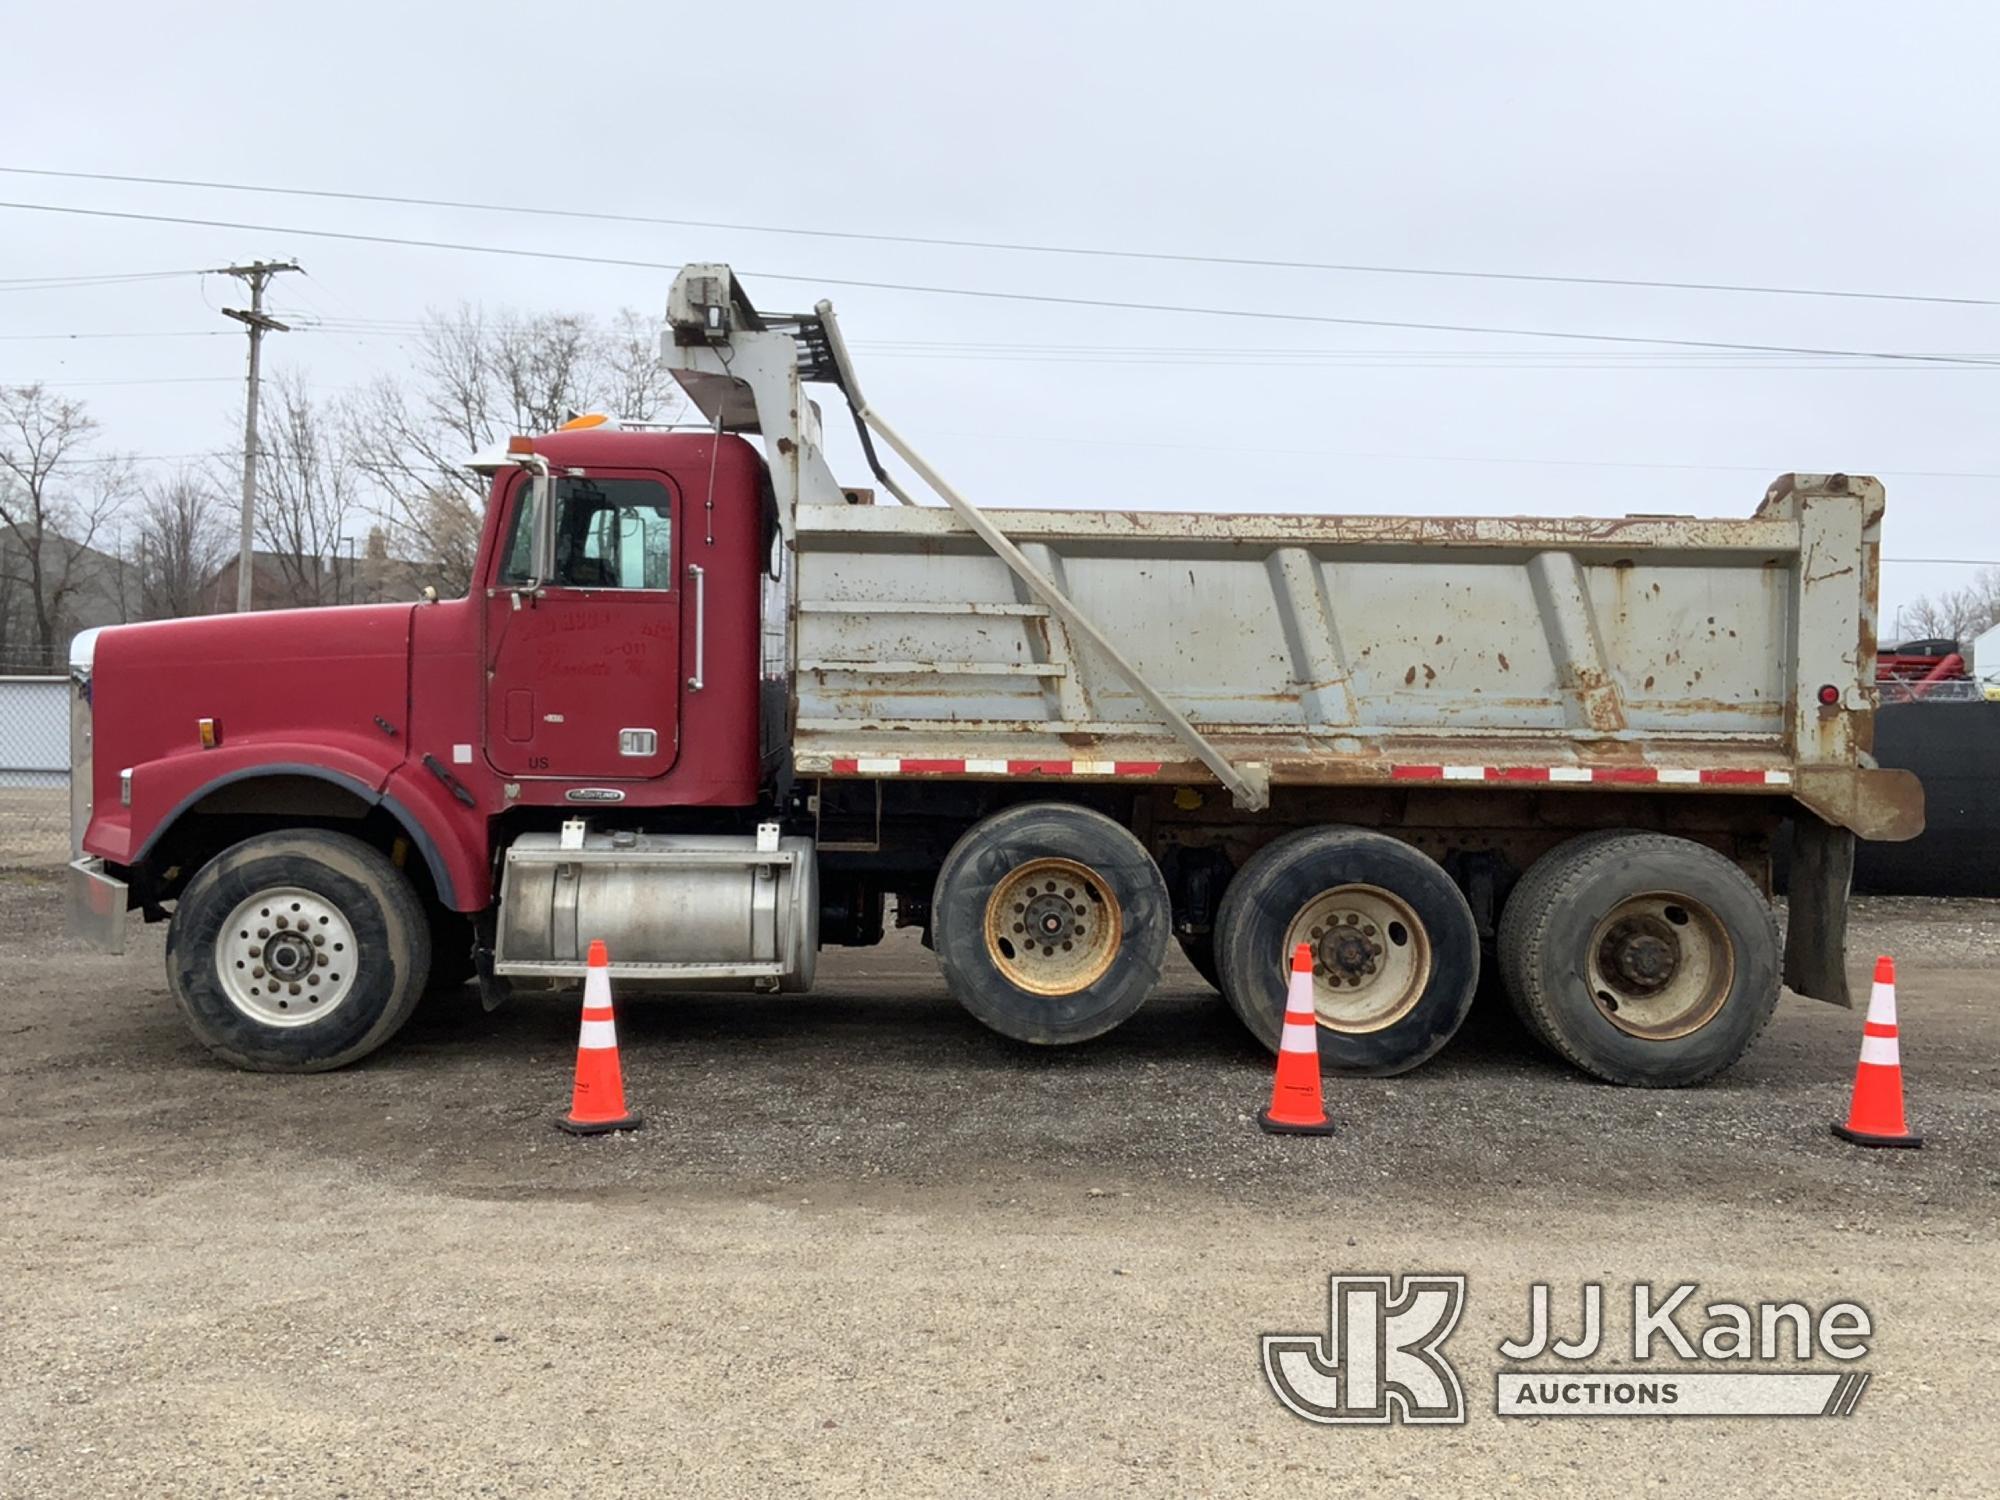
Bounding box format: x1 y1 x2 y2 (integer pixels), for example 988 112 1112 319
84 602 416 678
86 603 417 797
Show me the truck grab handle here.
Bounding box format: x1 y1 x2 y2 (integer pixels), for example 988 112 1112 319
687 563 705 691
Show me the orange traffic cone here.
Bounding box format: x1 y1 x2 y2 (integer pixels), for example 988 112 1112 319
556 940 643 1135
1258 943 1336 1136
1832 955 1921 1149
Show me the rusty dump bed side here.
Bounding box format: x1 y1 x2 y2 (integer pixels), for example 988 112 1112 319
783 478 1916 842
656 264 1918 844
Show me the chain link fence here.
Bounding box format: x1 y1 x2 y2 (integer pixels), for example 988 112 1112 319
0 673 72 869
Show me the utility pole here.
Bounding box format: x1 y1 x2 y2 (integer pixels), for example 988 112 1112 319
214 260 301 613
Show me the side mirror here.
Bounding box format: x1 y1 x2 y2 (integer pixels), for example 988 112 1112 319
526 472 554 589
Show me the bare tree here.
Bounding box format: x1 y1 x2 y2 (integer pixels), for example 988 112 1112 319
1896 569 2000 646
343 305 681 596
603 307 678 422
132 470 230 619
254 372 354 609
0 384 133 661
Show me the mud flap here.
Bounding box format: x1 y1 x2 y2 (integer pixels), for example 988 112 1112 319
1783 812 1855 1008
473 912 514 1014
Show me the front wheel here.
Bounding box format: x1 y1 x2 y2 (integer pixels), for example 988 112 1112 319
166 830 432 1072
1214 827 1480 1075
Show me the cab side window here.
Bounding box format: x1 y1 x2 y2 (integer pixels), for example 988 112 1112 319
499 476 674 589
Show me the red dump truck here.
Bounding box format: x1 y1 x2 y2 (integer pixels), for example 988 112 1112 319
67 264 1922 1085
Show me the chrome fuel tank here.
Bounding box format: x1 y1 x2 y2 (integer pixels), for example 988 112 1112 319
494 825 817 991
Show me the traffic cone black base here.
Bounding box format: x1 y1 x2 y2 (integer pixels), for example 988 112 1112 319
1258 1108 1337 1137
556 1112 644 1136
1831 1122 1921 1150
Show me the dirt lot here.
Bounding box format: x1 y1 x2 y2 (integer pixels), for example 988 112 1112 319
2 796 1996 1496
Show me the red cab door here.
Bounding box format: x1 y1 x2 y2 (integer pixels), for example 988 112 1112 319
483 470 681 780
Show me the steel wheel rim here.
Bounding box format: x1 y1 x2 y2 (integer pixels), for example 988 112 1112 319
216 886 359 1027
983 857 1122 995
1585 891 1734 1039
1284 884 1431 1033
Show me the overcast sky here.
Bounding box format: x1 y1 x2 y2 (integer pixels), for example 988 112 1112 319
2 1 1995 635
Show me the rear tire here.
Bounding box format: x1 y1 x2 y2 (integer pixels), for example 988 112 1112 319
1214 826 1479 1075
932 802 1169 1044
1498 832 1779 1087
166 830 431 1072
1494 830 1636 1049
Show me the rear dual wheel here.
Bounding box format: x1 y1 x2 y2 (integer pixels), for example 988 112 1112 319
1497 832 1779 1086
1215 827 1481 1075
933 803 1170 1044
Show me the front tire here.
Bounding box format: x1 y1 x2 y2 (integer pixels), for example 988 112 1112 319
933 802 1170 1044
1214 827 1480 1075
166 830 432 1072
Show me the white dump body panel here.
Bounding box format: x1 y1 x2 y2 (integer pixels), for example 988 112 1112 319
659 263 1915 838
787 485 1874 790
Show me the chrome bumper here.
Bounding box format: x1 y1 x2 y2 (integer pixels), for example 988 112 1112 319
67 857 128 955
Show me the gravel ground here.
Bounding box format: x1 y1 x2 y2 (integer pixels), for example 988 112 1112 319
1 811 1996 1495
0 787 68 866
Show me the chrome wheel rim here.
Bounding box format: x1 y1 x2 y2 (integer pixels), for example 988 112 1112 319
983 857 1122 995
1283 884 1431 1033
1585 892 1734 1039
216 886 359 1026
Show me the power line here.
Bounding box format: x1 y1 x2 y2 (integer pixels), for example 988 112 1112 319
61 451 228 464
4 322 1997 370
0 374 239 387
1 164 1991 310
0 329 230 340
0 268 204 292
927 426 2000 481
2 198 1995 368
28 426 2000 495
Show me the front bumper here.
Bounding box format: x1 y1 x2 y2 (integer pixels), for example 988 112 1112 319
67 857 128 955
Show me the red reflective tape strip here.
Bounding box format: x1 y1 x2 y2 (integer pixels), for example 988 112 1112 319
827 757 1782 785
1862 1020 1898 1038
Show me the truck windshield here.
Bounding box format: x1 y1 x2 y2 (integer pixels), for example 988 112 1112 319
500 475 674 590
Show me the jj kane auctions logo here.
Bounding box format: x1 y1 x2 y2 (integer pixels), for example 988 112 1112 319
1264 1276 1874 1423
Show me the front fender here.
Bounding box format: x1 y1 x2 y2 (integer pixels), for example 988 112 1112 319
379 760 493 910
107 741 488 913
96 737 396 867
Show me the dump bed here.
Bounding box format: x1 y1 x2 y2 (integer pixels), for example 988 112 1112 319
789 481 1893 801
661 265 1918 841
